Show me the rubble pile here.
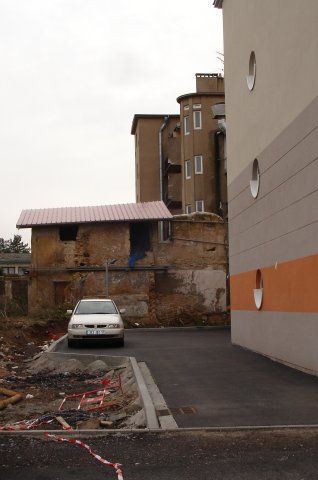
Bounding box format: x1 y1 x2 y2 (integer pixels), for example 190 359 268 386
0 315 65 378
0 355 146 430
0 337 51 378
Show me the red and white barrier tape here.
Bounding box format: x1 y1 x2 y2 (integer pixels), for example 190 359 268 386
0 418 53 431
45 433 123 480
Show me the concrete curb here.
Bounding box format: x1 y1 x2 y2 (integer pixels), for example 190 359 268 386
2 424 318 437
46 333 67 352
130 357 159 429
138 362 178 429
125 325 230 333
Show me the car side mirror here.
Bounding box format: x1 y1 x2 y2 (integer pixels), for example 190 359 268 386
66 309 73 315
119 309 126 314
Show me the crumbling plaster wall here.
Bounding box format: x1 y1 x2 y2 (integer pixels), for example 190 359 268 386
31 224 130 268
29 216 228 325
29 223 156 316
154 214 227 323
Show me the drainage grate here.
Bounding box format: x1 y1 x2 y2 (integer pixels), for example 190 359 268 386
156 409 171 417
166 406 198 416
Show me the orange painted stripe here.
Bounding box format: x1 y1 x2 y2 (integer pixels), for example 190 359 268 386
230 253 318 312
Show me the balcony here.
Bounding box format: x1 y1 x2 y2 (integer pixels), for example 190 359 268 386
211 102 225 119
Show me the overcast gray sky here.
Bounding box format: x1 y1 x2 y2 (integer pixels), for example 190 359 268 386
0 0 223 244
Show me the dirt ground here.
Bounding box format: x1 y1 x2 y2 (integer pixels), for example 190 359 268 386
0 316 145 431
0 315 68 378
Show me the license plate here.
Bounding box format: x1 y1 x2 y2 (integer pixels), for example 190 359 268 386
86 330 104 335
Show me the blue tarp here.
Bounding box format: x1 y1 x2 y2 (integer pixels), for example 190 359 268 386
128 251 145 268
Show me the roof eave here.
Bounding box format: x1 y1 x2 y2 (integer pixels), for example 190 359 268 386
16 201 173 228
17 218 171 229
131 114 180 135
176 91 225 104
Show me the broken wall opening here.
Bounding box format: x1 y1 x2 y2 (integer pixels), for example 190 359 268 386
59 225 78 241
129 222 151 254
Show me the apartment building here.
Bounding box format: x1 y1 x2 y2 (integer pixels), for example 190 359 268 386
131 74 227 218
177 73 227 217
214 0 318 375
131 114 182 214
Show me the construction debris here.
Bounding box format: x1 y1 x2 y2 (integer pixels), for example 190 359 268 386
100 419 114 428
45 433 124 479
0 357 146 430
0 387 23 410
55 416 72 430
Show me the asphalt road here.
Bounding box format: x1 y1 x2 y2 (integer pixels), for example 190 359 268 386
55 327 318 428
1 428 318 479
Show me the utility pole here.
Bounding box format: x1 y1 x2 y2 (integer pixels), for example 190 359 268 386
105 258 117 297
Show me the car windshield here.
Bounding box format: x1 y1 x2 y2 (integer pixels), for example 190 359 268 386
75 301 117 315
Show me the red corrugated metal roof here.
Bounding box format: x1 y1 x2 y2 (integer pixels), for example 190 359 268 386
16 201 173 228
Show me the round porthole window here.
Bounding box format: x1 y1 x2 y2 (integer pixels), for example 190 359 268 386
247 51 256 91
253 269 263 310
250 158 260 198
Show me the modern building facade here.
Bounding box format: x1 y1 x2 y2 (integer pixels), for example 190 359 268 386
177 74 227 217
131 114 182 214
215 0 318 374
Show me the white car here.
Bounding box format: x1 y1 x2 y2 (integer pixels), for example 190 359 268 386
67 298 125 347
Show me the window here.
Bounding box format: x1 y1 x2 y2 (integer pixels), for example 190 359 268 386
185 204 192 214
2 267 15 275
247 51 256 91
161 220 171 241
59 225 78 241
75 300 117 315
185 160 191 179
184 105 189 111
250 158 260 198
194 155 203 174
253 269 263 310
184 116 190 135
193 110 202 129
196 200 204 212
193 103 201 110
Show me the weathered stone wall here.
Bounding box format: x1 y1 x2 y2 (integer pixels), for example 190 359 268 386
31 224 130 268
155 269 226 324
153 213 227 324
0 277 28 315
29 214 228 325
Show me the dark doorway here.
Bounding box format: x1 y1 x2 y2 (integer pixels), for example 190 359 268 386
129 222 151 254
54 281 69 305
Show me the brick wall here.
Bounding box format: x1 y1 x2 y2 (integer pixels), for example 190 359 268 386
29 213 228 325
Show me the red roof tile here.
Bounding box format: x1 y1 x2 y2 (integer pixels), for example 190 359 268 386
17 201 173 228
